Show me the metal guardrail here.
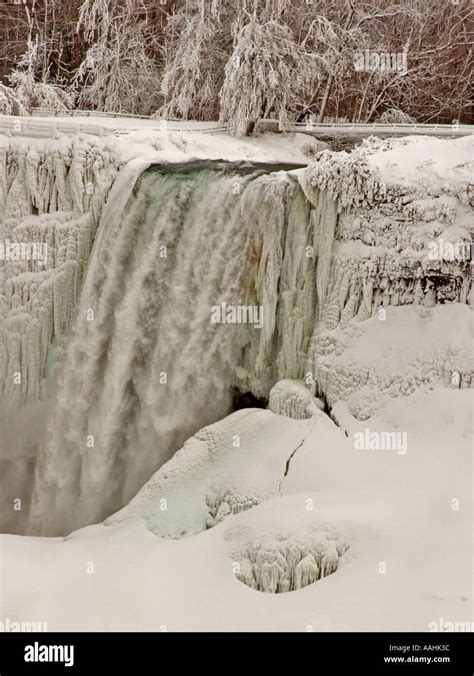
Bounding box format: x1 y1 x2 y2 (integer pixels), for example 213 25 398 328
30 108 228 133
47 109 162 121
283 122 474 137
0 113 228 138
35 110 474 134
1 112 472 140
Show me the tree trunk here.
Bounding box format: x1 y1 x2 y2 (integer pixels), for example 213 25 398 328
318 1 354 123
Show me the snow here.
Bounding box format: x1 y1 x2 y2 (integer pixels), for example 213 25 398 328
1 387 471 631
107 408 323 538
268 379 324 419
302 135 473 213
0 127 472 631
367 135 474 191
312 303 473 419
0 113 327 166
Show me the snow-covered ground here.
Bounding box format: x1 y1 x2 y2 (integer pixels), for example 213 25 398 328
367 135 474 191
0 113 326 166
1 386 471 631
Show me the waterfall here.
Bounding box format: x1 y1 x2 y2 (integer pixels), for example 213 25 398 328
3 136 470 538
30 164 323 535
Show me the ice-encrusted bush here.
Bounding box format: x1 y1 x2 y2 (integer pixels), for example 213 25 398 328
0 84 28 117
9 72 75 115
7 38 75 115
378 108 415 124
206 492 261 529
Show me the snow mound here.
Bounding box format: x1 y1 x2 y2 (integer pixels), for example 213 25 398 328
303 136 473 212
367 135 474 193
268 379 324 419
0 387 471 630
107 409 317 538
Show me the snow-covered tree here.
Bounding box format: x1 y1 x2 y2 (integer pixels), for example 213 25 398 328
0 0 470 124
74 0 162 115
219 12 322 136
8 37 75 114
0 84 27 116
378 108 415 124
157 1 231 121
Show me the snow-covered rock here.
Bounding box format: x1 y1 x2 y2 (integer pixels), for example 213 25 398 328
107 408 335 538
310 303 473 419
268 379 324 419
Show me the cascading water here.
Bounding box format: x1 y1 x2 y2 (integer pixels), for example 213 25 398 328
30 164 326 535
2 136 470 540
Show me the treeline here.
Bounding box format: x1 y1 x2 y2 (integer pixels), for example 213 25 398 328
0 0 472 134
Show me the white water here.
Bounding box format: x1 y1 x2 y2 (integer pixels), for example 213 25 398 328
6 154 469 537
30 164 329 535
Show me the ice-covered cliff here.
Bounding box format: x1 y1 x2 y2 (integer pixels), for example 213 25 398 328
302 136 473 419
1 127 471 536
0 136 122 405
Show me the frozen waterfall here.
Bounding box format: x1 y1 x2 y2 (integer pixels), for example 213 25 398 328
2 135 470 538
30 163 327 535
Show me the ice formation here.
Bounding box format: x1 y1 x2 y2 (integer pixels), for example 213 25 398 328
296 137 473 420
228 520 350 594
268 379 324 419
0 128 471 537
0 136 122 405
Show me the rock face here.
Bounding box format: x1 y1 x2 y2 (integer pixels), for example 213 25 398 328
301 136 473 419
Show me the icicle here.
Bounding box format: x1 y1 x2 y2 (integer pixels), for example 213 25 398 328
234 526 350 593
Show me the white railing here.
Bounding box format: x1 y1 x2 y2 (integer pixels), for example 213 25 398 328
283 121 474 137
1 111 472 139
31 108 228 132
0 112 228 138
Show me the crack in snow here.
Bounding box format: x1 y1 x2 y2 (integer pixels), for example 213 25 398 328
278 413 319 497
